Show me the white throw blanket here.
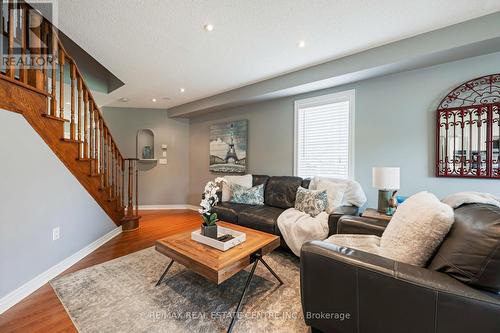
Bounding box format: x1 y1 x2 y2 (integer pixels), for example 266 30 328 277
441 191 500 209
277 208 329 256
309 177 367 207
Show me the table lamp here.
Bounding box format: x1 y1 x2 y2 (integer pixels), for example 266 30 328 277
372 167 400 213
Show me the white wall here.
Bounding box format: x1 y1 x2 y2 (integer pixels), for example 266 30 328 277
0 111 116 299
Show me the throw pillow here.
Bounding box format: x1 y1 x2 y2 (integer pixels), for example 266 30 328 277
315 180 347 213
310 176 367 207
229 183 264 205
380 191 454 267
294 186 328 217
221 174 252 202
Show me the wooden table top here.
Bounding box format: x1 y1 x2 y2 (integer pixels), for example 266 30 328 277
155 221 280 284
361 208 393 222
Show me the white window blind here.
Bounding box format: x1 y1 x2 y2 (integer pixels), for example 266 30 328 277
294 91 354 179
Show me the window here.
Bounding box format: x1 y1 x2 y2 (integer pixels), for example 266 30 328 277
294 90 355 179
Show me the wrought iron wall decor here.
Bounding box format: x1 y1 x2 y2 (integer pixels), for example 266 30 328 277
436 74 500 178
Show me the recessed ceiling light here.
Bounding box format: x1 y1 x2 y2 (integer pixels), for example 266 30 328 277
65 102 71 105
298 40 306 48
204 23 214 32
180 88 185 93
152 98 157 102
119 97 129 102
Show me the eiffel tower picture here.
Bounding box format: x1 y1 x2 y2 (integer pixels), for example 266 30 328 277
209 120 247 173
225 136 239 164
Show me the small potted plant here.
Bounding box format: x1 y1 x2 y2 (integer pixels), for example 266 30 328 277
199 178 225 239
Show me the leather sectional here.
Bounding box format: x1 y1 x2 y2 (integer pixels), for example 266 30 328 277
300 203 500 333
212 175 359 243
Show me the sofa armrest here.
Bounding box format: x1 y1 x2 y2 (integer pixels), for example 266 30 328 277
327 206 360 236
337 215 388 236
300 241 500 333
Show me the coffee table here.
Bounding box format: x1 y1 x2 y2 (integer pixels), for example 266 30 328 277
155 221 283 333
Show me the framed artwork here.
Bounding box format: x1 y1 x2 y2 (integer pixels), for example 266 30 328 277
209 120 247 173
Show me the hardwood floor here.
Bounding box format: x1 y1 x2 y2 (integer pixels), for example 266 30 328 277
0 210 201 333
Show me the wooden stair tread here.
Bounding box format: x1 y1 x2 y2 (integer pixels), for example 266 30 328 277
1 77 131 227
42 114 69 122
0 1 138 228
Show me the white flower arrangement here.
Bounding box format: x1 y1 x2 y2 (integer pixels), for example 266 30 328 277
199 178 227 226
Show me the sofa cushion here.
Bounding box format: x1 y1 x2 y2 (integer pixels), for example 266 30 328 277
264 176 303 209
315 179 348 213
301 178 311 189
238 206 284 234
229 183 264 205
252 174 270 187
310 177 367 207
211 202 250 224
294 186 328 217
221 174 252 202
380 191 454 267
429 203 500 293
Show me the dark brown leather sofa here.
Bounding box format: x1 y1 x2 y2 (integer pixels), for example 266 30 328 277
212 175 359 242
300 203 500 333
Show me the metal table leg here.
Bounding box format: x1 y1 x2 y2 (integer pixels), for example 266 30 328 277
257 254 284 285
155 259 174 286
227 253 284 333
227 258 258 333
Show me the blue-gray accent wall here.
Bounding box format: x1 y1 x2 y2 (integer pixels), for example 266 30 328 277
0 111 116 300
188 52 500 206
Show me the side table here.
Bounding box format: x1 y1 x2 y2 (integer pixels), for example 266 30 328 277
361 208 393 222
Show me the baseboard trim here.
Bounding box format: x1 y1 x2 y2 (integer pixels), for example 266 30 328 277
0 226 122 315
138 204 199 211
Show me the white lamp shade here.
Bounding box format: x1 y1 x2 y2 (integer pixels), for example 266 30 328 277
372 167 400 190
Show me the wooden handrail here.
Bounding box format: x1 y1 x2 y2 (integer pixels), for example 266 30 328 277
1 3 123 152
0 1 139 223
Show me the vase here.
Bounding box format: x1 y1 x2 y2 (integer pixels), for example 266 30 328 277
142 146 153 159
201 224 218 239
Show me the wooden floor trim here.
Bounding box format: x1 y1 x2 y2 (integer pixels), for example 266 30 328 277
0 210 201 333
138 204 199 211
0 226 122 315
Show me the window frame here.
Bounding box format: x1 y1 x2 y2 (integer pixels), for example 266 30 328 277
293 89 355 179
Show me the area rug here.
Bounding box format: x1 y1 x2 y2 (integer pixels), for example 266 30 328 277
50 247 307 333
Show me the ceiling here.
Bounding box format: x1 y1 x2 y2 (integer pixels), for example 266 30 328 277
51 0 500 110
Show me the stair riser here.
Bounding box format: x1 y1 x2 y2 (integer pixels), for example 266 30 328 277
0 79 124 225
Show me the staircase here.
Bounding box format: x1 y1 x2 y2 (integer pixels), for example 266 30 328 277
0 1 140 230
